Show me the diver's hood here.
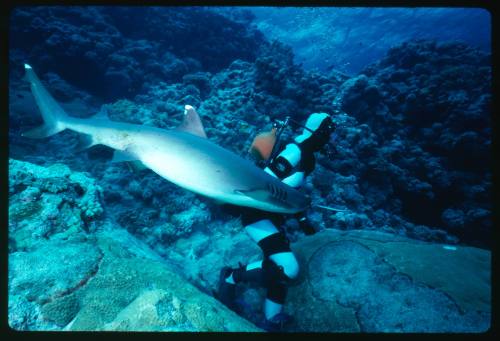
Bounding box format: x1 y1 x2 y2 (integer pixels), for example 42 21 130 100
294 113 333 152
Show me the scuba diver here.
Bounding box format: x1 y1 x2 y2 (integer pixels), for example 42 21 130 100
215 112 337 332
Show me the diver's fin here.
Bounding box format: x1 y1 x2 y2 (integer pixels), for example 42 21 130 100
176 105 207 138
111 150 138 163
23 64 68 138
22 123 64 139
249 128 277 160
126 160 148 173
75 133 97 152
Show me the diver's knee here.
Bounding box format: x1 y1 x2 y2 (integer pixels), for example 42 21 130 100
283 254 300 280
270 252 300 280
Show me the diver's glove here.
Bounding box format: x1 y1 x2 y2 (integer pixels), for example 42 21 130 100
298 216 317 235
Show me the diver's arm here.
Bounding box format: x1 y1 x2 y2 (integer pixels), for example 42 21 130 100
264 143 302 182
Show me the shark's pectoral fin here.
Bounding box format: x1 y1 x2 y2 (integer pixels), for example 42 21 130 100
22 123 64 139
126 160 148 173
111 150 138 163
176 105 207 138
75 133 97 152
113 150 147 172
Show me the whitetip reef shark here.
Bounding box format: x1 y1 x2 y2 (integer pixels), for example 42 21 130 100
22 64 310 214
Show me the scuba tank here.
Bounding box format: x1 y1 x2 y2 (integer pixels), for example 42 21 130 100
249 114 339 165
248 116 289 165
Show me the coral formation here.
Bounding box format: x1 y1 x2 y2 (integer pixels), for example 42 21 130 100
9 159 103 252
10 6 265 100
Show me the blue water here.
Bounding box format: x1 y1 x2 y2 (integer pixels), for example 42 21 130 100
243 7 491 74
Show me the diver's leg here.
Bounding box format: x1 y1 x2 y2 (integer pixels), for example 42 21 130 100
239 218 300 330
258 231 299 326
216 209 278 310
223 206 283 286
223 218 279 285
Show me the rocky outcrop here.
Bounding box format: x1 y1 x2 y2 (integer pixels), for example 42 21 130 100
157 227 491 332
8 159 261 332
8 159 104 253
285 229 490 332
62 227 261 332
9 224 261 332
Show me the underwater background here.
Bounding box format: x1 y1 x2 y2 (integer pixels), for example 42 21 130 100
8 6 491 332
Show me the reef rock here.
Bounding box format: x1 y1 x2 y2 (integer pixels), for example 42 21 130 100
8 159 261 332
284 229 490 332
9 159 104 253
62 227 261 332
9 6 265 100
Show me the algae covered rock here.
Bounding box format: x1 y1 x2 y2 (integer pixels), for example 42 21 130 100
62 226 261 332
285 229 490 332
8 237 102 330
9 223 261 332
9 159 104 252
8 159 261 332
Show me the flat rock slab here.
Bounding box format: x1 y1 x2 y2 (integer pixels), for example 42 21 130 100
286 229 491 332
9 238 102 306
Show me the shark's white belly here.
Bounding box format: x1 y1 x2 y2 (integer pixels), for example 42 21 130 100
134 138 252 205
141 147 217 193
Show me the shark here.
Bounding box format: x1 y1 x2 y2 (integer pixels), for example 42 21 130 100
22 64 311 214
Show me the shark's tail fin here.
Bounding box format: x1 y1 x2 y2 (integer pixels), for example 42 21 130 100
22 64 69 138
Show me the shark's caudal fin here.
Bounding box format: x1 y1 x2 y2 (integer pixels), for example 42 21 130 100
22 64 69 138
176 105 207 138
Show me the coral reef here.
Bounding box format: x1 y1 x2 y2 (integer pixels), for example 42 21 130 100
9 6 265 101
9 38 491 249
338 39 491 247
9 159 103 252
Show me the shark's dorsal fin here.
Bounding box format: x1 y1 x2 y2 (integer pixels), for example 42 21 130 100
176 105 207 138
92 108 110 120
